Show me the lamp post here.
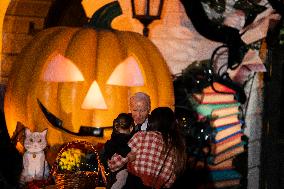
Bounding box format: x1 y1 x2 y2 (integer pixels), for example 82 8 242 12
131 0 164 37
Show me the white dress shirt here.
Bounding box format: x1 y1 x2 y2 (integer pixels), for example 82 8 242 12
140 118 148 131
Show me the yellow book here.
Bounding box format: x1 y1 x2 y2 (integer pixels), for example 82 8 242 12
208 143 245 165
210 114 239 128
193 93 236 104
213 123 242 141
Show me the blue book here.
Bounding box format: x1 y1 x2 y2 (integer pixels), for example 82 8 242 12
211 121 243 142
213 130 243 144
214 120 244 132
208 169 242 181
210 133 244 155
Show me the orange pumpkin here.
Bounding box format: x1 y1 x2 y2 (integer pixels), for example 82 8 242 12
4 26 174 148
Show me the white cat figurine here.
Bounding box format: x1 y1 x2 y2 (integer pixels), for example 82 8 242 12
20 128 50 183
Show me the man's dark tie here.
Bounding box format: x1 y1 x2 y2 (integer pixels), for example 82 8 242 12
135 124 142 132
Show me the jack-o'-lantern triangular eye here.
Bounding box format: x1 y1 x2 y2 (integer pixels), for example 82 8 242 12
106 56 144 86
41 54 84 82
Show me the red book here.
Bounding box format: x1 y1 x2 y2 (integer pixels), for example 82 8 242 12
203 82 236 94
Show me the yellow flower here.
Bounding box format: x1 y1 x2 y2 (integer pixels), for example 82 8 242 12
58 148 86 171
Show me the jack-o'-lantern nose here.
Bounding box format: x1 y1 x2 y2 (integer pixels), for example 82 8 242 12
81 80 107 110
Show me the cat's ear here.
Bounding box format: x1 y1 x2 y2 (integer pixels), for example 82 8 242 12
25 128 32 136
41 129 48 137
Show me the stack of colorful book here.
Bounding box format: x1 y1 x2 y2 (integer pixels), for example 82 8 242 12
190 82 246 188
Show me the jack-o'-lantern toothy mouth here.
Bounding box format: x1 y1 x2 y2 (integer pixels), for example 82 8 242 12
37 99 112 137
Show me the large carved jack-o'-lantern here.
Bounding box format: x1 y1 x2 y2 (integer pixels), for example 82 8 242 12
4 2 174 150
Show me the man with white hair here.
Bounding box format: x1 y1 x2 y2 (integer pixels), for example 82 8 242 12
129 92 151 133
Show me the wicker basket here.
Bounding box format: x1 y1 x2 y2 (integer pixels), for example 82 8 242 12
50 141 106 189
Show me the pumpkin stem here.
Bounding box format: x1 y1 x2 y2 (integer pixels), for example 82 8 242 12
87 1 122 29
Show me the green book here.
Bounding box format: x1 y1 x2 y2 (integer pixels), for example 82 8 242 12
190 97 241 118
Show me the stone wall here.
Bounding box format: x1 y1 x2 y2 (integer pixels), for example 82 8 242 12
1 0 53 84
243 73 264 189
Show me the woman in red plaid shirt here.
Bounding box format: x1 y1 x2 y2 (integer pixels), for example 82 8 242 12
108 107 187 189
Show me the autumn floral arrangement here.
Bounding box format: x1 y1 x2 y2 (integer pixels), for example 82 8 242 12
58 148 87 171
49 141 106 189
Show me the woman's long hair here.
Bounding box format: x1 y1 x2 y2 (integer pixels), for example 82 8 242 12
148 107 187 176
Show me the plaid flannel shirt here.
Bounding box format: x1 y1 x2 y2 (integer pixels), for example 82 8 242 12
108 131 176 189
